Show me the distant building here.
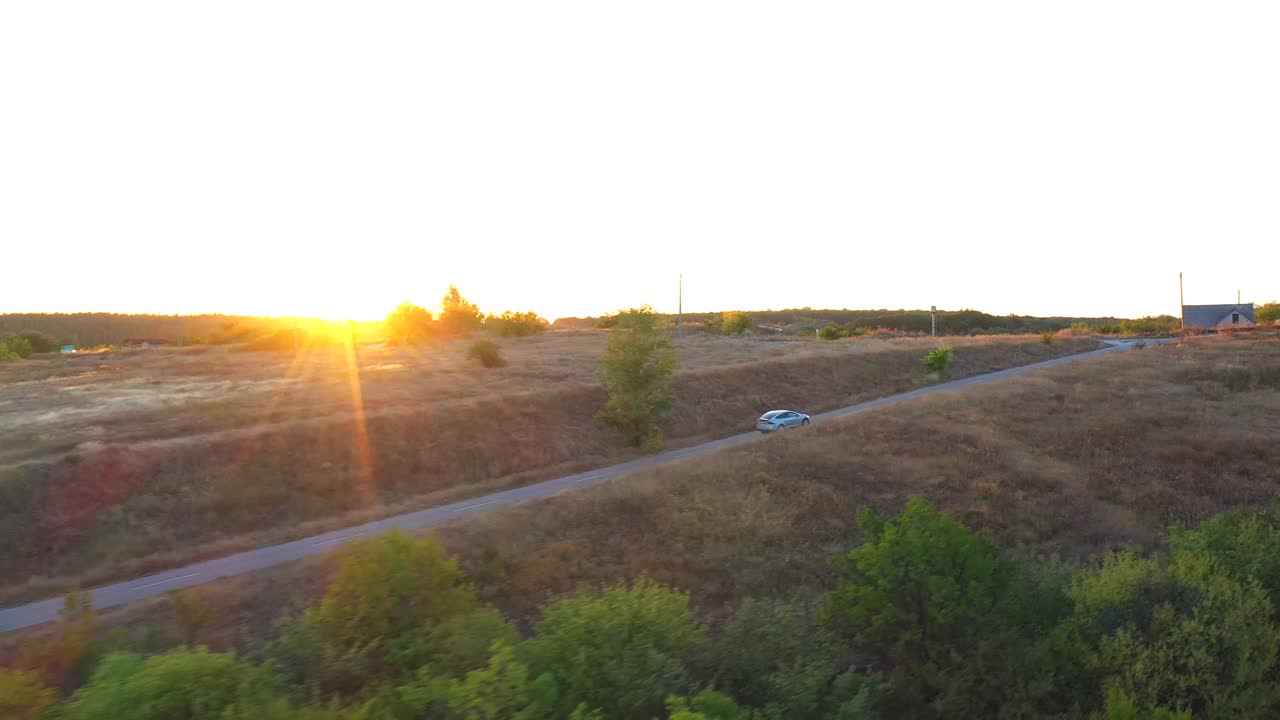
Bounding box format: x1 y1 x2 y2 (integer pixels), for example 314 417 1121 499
1182 304 1255 329
121 338 171 349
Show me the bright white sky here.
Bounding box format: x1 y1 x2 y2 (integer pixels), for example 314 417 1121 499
2 2 1276 321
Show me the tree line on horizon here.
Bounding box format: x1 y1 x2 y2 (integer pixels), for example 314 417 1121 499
0 287 549 354
2 301 1276 357
574 307 1194 337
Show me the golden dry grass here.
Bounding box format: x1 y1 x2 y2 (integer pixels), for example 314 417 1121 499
0 332 1099 604
5 332 1276 658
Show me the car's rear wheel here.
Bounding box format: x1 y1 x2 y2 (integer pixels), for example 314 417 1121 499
802 418 810 426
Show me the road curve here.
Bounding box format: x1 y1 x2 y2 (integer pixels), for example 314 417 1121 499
0 340 1154 633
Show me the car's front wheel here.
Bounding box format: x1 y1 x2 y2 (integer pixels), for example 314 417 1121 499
802 418 810 426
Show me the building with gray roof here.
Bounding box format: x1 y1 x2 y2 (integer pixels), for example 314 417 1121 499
1182 303 1255 329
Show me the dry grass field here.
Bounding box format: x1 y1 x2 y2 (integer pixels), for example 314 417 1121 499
0 332 1099 604
4 331 1276 661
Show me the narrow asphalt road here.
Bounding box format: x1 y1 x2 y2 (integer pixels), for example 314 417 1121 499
0 339 1155 633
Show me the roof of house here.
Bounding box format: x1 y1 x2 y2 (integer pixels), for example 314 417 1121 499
1183 304 1255 327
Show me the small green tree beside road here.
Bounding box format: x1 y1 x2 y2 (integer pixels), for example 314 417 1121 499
598 306 677 450
922 346 953 377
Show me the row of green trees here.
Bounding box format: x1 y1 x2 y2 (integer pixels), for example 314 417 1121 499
384 287 549 345
1094 316 1182 335
590 309 1129 337
10 500 1280 718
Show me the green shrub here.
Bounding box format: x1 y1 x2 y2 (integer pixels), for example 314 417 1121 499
486 310 549 337
705 597 883 717
597 306 677 450
1068 550 1280 718
439 285 485 336
1257 302 1280 325
922 346 953 376
68 648 284 720
665 689 746 719
1041 330 1055 345
524 579 703 719
1121 316 1180 335
0 348 20 363
720 312 754 336
821 499 1080 717
467 339 506 368
3 336 34 359
268 532 478 692
818 325 844 340
384 302 435 345
15 330 58 354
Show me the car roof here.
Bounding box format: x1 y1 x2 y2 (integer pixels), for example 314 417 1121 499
761 410 793 418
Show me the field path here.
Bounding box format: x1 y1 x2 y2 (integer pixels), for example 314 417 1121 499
0 339 1157 633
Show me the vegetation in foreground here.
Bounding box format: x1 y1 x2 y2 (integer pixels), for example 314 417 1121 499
9 499 1280 719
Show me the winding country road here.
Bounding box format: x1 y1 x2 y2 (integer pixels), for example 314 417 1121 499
0 339 1155 633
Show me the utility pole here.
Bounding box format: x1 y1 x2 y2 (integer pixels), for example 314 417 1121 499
1179 272 1185 330
931 305 937 337
677 273 683 339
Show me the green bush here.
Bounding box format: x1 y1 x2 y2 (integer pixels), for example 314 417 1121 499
486 310 549 337
1121 316 1180 335
818 325 844 340
1257 302 1280 325
15 330 58 354
720 312 754 336
597 306 677 450
3 336 34 359
705 597 882 717
439 285 485 336
68 648 284 720
384 302 435 345
1167 509 1280 606
1041 330 1055 345
665 689 747 719
922 346 953 376
467 339 506 368
820 498 1077 716
523 579 703 719
1068 550 1280 718
268 531 478 692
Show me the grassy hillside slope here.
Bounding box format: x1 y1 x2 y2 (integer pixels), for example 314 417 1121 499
0 334 1099 603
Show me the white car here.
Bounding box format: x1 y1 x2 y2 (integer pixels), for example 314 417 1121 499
756 409 811 433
